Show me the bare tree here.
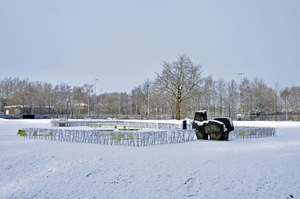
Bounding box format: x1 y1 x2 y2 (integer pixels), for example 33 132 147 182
120 92 131 119
155 54 203 120
52 83 71 118
105 93 119 118
239 77 251 116
12 78 35 114
213 79 226 116
202 75 214 116
73 86 84 116
82 84 93 116
249 77 277 119
280 87 290 120
42 82 53 115
272 83 280 121
251 77 265 113
0 81 3 112
226 80 239 118
150 91 163 119
2 73 295 121
138 79 153 117
131 87 142 115
1 77 16 103
290 86 300 121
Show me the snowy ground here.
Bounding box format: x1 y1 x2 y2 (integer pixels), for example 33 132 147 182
0 119 300 199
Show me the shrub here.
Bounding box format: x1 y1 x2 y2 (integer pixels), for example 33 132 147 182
128 134 134 140
112 134 124 141
112 134 118 141
17 129 27 136
238 131 246 137
250 131 256 137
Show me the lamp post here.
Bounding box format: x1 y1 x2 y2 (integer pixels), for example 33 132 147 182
99 89 102 102
118 93 121 118
238 72 244 83
87 87 92 117
87 97 90 116
94 79 98 118
99 89 102 119
238 72 244 119
147 84 150 116
22 96 24 114
66 98 69 120
285 96 288 121
94 79 98 95
49 92 51 118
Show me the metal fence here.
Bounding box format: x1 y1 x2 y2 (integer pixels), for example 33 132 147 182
50 119 185 130
22 128 196 147
231 126 276 138
19 120 277 147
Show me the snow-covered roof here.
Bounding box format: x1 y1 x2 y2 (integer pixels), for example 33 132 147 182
4 105 31 108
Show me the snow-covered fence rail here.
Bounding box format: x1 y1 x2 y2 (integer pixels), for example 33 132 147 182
231 126 276 138
22 128 195 147
50 120 184 130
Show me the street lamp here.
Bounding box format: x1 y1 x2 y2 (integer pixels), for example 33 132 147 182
99 89 102 119
147 84 150 116
118 93 121 117
238 72 244 119
94 79 98 117
66 98 69 120
94 79 98 96
49 92 51 118
238 72 244 83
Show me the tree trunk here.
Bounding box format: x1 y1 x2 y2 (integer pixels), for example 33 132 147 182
176 98 180 120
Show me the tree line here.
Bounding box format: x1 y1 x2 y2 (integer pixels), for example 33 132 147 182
1 54 299 121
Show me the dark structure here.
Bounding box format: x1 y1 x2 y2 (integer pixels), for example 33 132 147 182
205 120 225 140
192 110 207 123
192 111 208 139
192 111 234 141
212 117 234 141
183 120 187 129
23 114 35 119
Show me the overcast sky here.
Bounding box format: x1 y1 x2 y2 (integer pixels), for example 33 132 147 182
1 0 299 93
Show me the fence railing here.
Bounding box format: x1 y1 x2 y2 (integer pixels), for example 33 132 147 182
50 119 185 130
20 121 277 147
22 128 196 147
231 126 276 138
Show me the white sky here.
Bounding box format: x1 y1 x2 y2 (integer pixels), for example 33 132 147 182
1 0 300 93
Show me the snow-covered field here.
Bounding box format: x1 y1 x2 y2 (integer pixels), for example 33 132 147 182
1 119 299 199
